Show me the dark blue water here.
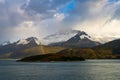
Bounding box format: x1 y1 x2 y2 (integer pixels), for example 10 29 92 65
0 60 120 80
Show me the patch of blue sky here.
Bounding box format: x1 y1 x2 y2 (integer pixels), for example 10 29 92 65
108 0 120 2
59 0 75 14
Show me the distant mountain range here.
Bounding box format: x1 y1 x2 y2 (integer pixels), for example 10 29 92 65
1 30 120 60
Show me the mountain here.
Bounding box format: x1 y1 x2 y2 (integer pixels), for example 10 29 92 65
16 37 41 46
49 31 101 48
0 37 41 58
0 37 65 59
43 30 83 44
93 39 120 55
0 37 41 54
0 41 11 46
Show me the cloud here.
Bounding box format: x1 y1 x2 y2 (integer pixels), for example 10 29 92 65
12 21 41 40
0 0 38 42
0 0 28 27
0 0 120 43
23 0 73 21
73 0 120 42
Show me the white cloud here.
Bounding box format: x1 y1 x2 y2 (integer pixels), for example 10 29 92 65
54 13 65 21
73 0 120 43
11 21 41 41
1 0 120 43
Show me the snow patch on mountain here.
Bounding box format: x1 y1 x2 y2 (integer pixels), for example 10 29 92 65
17 39 30 45
34 38 41 45
80 35 90 39
0 37 41 47
26 37 41 45
1 41 11 46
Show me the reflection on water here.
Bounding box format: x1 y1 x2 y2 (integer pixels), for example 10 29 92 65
0 60 120 80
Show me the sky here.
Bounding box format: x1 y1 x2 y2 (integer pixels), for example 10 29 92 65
0 0 120 43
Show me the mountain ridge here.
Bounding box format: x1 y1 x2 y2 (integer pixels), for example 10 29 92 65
49 31 101 48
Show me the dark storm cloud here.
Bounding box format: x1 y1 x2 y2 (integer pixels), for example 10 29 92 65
23 0 72 20
25 0 70 13
24 0 101 20
20 0 107 23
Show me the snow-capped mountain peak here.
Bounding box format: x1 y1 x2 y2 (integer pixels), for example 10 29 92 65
43 30 85 44
0 37 41 47
75 31 91 40
48 30 101 48
0 37 42 59
43 30 92 45
26 37 41 45
16 37 41 45
1 41 11 46
17 39 30 45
